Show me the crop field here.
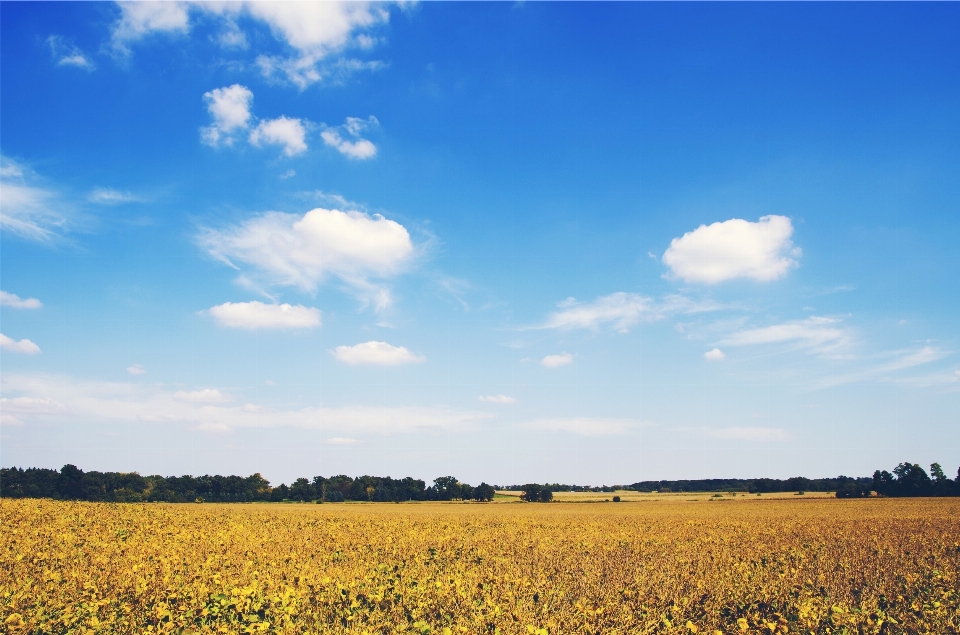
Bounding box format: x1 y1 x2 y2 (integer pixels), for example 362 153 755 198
2 498 958 634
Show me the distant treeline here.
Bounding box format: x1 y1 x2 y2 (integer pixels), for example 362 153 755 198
0 466 495 503
1 461 957 503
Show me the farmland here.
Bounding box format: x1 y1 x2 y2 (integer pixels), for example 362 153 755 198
2 497 958 634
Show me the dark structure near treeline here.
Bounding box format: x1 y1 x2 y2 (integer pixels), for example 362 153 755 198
1 461 957 503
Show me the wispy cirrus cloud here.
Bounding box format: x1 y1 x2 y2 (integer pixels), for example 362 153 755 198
0 156 71 243
720 316 850 355
537 292 722 333
47 35 95 70
1 373 490 434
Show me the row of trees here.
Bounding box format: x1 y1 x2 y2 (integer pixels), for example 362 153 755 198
0 466 496 503
2 462 957 502
872 463 959 497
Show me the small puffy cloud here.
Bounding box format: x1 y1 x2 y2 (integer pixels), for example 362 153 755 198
126 364 146 375
326 437 359 445
321 116 378 160
704 427 790 441
200 84 254 147
525 417 638 436
174 388 231 403
47 36 95 70
199 207 415 310
0 291 42 310
0 334 41 355
0 156 69 243
663 215 800 283
540 292 721 333
478 394 518 404
249 116 308 156
704 348 726 361
721 316 847 352
207 301 321 330
332 341 425 366
541 353 573 368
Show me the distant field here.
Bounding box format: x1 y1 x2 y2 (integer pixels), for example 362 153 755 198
3 497 957 633
495 490 837 503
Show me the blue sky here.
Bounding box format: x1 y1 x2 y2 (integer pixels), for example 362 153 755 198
2 2 958 486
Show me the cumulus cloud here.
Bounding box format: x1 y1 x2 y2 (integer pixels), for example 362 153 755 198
0 373 490 434
703 427 790 441
0 156 70 243
46 36 95 70
332 341 425 366
663 215 800 283
704 348 726 361
111 2 391 88
200 84 254 147
0 291 42 310
541 353 573 368
540 292 721 333
321 116 378 160
524 417 640 436
478 394 518 404
0 334 41 355
207 301 321 330
720 316 848 353
199 207 415 310
174 388 231 403
249 116 308 156
126 364 146 375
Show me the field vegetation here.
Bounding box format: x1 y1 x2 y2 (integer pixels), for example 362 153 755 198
2 497 957 634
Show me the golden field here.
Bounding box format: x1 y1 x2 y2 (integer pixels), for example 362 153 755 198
2 497 958 634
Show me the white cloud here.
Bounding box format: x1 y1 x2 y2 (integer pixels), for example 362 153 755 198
541 353 573 368
539 292 722 333
524 418 639 436
721 316 848 352
47 36 95 70
199 207 415 310
663 215 800 283
703 427 790 441
0 156 69 243
814 346 949 389
0 291 42 310
249 116 308 156
111 2 391 88
332 341 425 366
200 84 254 147
207 301 321 330
1 373 490 434
0 334 41 355
478 394 518 404
111 1 191 52
326 437 359 445
174 388 231 403
88 187 143 204
321 116 378 160
126 364 146 375
704 348 726 361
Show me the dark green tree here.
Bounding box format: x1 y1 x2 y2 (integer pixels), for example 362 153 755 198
473 483 495 502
